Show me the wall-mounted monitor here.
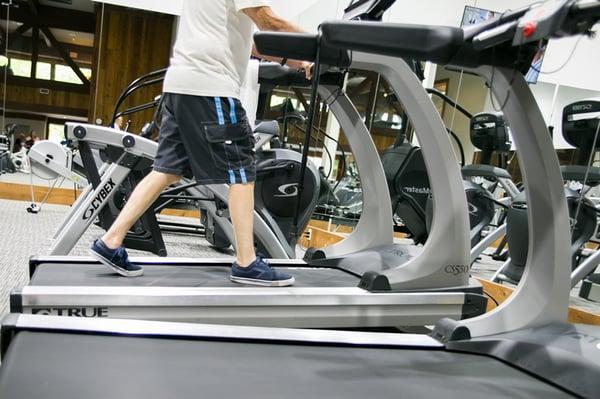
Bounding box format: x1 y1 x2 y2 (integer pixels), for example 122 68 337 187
460 6 498 27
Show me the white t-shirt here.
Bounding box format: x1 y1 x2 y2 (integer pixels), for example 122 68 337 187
164 0 270 99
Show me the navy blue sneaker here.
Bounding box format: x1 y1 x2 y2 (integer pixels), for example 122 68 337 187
90 239 144 277
231 256 295 287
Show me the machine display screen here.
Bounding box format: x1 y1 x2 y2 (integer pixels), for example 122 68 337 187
460 6 545 84
460 6 497 27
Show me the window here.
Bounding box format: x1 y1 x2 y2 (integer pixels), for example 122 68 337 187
10 58 31 78
47 123 65 143
55 64 81 84
53 64 92 84
81 67 92 81
36 62 52 80
5 57 92 84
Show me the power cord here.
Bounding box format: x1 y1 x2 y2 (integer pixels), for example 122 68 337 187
483 290 500 306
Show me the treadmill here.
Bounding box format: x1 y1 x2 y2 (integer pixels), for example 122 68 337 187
0 314 595 399
1 1 600 398
10 0 486 328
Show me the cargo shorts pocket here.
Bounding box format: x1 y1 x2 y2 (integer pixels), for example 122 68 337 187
202 121 255 171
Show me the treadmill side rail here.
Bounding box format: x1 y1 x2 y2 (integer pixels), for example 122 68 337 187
13 286 475 328
0 314 443 359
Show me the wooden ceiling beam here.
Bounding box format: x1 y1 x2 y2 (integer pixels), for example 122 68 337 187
0 6 95 34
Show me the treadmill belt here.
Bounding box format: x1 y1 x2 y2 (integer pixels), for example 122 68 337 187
30 263 359 287
0 332 570 399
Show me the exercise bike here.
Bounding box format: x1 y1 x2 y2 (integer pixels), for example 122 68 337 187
463 112 521 263
382 99 499 248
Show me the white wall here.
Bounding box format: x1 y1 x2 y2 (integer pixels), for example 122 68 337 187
270 0 321 20
544 85 600 148
541 35 600 92
93 0 183 15
527 81 559 124
295 0 346 32
436 68 489 163
387 0 467 26
482 81 600 149
94 0 320 19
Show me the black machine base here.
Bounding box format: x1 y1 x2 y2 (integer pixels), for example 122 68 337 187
579 274 600 302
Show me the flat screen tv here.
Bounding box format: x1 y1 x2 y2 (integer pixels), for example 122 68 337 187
460 6 497 27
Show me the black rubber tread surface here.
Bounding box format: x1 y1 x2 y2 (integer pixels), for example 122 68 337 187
0 332 570 399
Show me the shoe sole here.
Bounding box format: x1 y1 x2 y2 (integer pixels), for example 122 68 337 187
230 275 295 287
89 248 144 277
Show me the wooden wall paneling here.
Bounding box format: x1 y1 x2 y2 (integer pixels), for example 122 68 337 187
90 5 174 133
0 83 90 117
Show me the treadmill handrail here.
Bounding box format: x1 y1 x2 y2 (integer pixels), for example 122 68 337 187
320 21 464 65
254 32 351 68
257 62 311 88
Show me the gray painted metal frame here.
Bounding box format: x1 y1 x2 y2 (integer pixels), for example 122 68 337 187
53 162 110 239
571 250 600 287
458 66 571 337
351 52 471 290
315 84 395 257
19 256 485 328
13 285 470 328
50 161 133 255
470 223 506 264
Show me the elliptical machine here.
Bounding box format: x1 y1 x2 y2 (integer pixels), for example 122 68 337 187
199 63 320 257
464 112 521 262
493 99 600 284
382 103 498 247
202 119 320 257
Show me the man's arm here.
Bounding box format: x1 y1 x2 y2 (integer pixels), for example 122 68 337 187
243 6 312 78
244 6 304 33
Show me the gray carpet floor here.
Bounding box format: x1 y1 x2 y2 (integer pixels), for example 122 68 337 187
0 198 598 321
0 199 230 318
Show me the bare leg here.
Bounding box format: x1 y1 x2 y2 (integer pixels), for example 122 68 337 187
102 171 181 249
229 183 256 267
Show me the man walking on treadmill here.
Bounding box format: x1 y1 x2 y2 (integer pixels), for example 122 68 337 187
90 0 311 286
